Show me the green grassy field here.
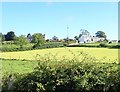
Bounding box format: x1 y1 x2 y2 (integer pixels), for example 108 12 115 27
2 47 119 75
2 59 38 76
2 47 119 63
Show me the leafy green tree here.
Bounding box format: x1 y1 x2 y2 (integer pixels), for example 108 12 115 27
52 36 59 41
15 35 29 48
95 31 107 38
0 33 5 42
74 36 79 40
118 40 120 43
5 31 16 41
79 34 82 38
31 33 45 44
27 33 32 42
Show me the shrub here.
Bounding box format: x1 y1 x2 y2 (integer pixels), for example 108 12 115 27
63 43 69 46
110 45 120 49
99 43 107 47
32 43 42 49
108 41 112 44
2 53 120 92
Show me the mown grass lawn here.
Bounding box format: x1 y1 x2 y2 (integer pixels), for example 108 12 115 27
1 47 119 63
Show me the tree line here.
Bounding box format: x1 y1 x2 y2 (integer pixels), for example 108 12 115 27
0 30 119 47
0 31 45 48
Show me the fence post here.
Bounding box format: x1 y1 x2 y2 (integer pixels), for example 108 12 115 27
8 74 14 90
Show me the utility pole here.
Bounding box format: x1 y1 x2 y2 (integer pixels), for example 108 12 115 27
67 25 69 43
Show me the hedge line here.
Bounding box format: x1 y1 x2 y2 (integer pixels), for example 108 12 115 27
2 55 120 92
0 42 64 52
68 43 120 49
1 43 120 52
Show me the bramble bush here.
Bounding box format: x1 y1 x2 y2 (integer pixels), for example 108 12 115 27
2 51 120 92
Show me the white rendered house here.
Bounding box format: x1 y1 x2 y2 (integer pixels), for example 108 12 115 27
78 30 105 43
79 35 91 43
78 30 92 43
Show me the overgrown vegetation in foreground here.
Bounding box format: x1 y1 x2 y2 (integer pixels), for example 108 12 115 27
2 52 120 92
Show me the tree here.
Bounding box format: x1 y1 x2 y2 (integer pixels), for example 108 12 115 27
52 36 59 41
79 34 82 38
95 31 107 38
15 35 29 48
80 29 90 35
31 33 45 44
5 31 15 41
27 33 32 42
74 36 79 40
0 33 5 42
118 40 120 43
